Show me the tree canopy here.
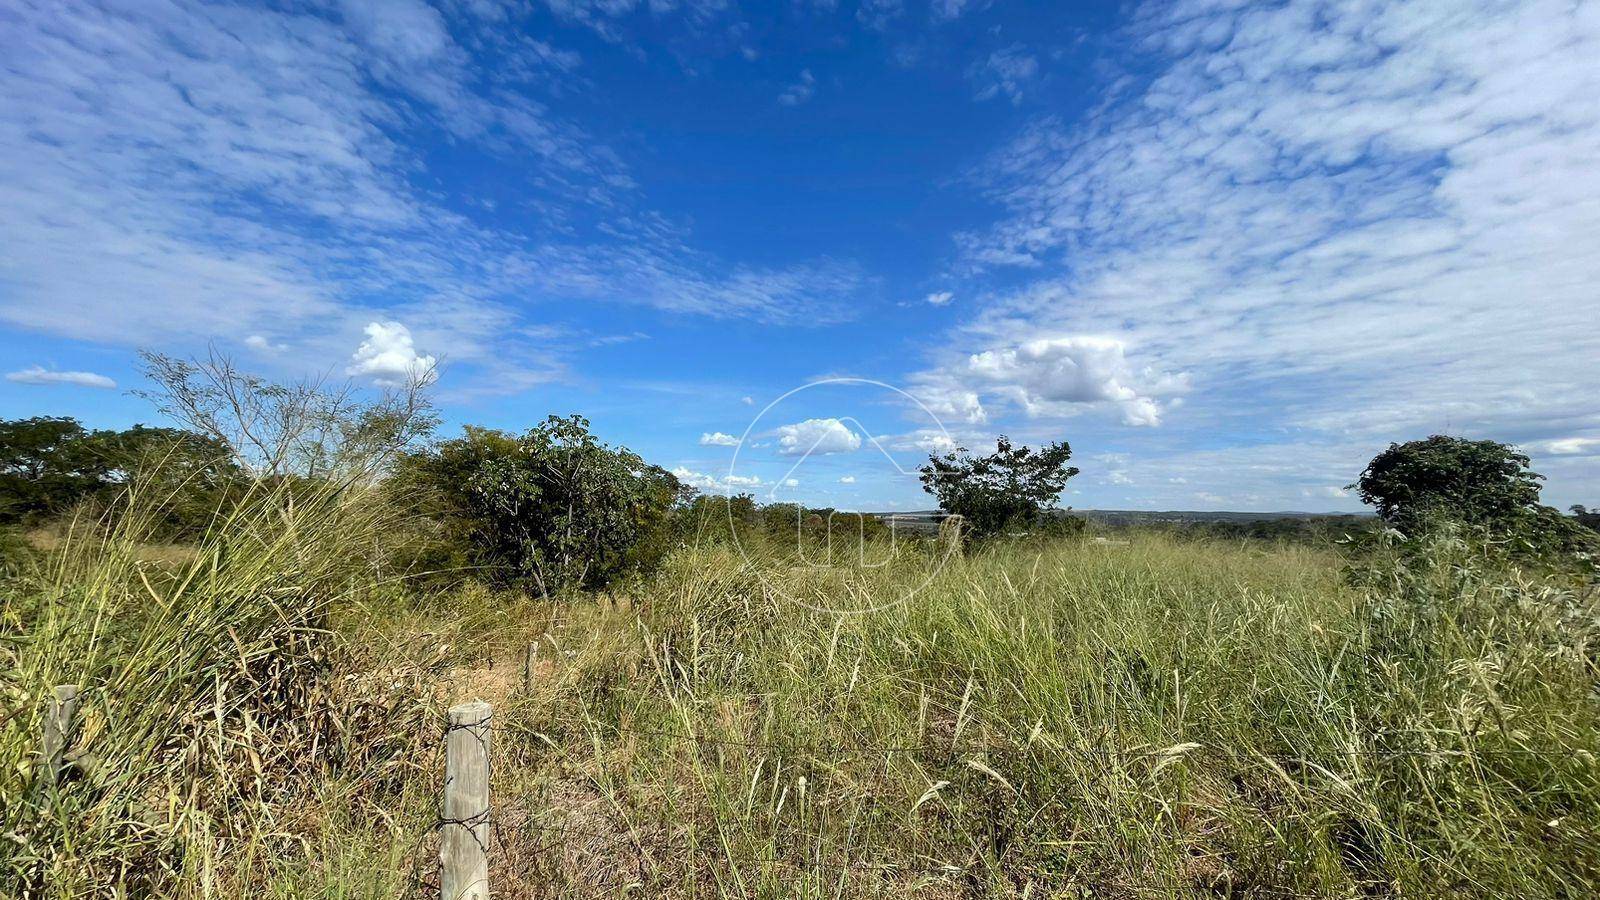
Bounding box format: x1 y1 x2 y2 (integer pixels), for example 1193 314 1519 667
0 416 235 527
391 415 686 596
918 436 1080 539
1350 436 1544 533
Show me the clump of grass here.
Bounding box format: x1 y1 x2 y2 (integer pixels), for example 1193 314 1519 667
0 476 433 896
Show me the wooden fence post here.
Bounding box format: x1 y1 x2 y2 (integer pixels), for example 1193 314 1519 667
522 642 538 693
40 684 80 785
441 701 491 900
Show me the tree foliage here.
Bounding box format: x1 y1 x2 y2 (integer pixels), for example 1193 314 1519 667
1350 436 1544 533
0 416 236 530
1352 435 1599 565
392 416 685 596
1570 505 1600 533
918 436 1080 539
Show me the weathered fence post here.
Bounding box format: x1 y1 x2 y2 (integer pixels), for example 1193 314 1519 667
441 701 491 900
39 684 80 789
522 642 538 693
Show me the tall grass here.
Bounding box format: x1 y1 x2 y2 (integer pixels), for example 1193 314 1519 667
6 489 1597 897
498 532 1600 897
0 477 431 896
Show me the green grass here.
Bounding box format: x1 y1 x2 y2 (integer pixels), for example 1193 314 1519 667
5 502 1598 897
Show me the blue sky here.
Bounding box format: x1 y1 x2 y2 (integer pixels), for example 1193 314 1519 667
3 0 1598 512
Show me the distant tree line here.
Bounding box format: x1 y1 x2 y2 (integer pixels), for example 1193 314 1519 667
0 416 236 534
4 350 1597 589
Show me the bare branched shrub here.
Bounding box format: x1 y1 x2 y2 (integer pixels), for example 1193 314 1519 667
136 348 438 481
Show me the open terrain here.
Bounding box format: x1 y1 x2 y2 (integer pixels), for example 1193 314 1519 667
5 488 1597 898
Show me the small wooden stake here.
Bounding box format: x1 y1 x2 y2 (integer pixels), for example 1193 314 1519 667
522 642 538 693
35 684 80 803
441 701 491 900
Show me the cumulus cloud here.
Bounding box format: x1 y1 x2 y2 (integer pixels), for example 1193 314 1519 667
700 431 740 446
347 321 437 386
671 466 764 494
244 334 287 353
778 69 816 106
838 475 856 483
925 291 954 306
928 335 1187 427
5 366 116 389
775 418 862 455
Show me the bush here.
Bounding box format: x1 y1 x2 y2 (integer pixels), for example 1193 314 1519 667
1351 435 1543 534
1352 435 1598 570
392 416 685 596
918 436 1080 540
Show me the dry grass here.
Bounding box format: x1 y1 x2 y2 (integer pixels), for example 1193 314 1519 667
5 502 1598 898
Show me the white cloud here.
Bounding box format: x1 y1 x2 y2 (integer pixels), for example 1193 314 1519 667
244 335 286 353
925 291 954 306
888 429 959 454
672 466 764 495
5 366 116 389
778 69 816 106
347 321 437 386
971 45 1038 105
699 431 740 446
775 417 862 456
926 335 1187 427
838 475 856 483
784 477 800 487
937 0 1600 503
912 381 988 425
741 396 755 405
0 0 860 401
931 0 987 23
1531 437 1600 456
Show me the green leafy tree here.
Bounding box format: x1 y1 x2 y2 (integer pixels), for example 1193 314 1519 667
1571 505 1600 533
0 417 106 523
393 416 683 596
1352 436 1600 565
0 417 239 533
1350 436 1544 533
918 436 1080 539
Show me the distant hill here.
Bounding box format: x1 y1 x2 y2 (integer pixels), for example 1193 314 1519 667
870 508 1375 536
1072 509 1375 526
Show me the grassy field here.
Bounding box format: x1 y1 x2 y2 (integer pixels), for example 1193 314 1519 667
4 486 1598 898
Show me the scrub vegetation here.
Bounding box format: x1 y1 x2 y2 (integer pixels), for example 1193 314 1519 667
2 357 1598 898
